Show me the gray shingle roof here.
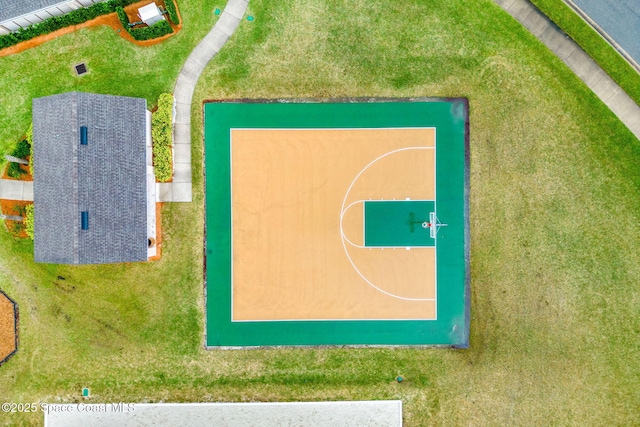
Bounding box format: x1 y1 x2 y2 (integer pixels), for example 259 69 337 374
0 0 70 22
32 92 148 264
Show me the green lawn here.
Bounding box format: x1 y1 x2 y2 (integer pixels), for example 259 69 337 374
1 0 640 425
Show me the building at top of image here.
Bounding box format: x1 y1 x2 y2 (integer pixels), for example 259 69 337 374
0 0 108 35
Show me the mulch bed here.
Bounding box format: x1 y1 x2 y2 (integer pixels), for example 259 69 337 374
149 202 164 261
0 291 17 366
0 200 30 238
2 159 32 182
0 0 183 58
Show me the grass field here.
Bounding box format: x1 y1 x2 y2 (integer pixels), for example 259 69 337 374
1 0 640 425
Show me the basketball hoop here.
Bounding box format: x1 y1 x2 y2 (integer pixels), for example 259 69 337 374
429 212 448 238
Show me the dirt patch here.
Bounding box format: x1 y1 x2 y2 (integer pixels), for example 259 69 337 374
0 200 31 238
0 291 17 366
0 0 183 58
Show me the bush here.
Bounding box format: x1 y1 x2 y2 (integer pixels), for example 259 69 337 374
165 0 180 25
129 20 173 41
25 204 34 240
12 221 25 235
27 124 34 175
11 140 30 160
116 6 129 29
152 93 174 182
7 162 26 179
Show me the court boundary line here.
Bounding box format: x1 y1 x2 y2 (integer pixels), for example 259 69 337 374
231 127 437 132
229 128 438 322
434 128 438 316
230 315 436 322
229 129 235 323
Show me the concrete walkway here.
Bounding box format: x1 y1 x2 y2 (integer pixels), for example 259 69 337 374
495 0 640 141
158 0 249 202
0 179 32 201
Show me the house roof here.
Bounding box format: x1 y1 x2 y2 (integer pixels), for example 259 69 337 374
0 0 69 22
32 92 148 264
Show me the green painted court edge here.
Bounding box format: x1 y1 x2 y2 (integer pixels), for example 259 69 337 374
204 99 470 347
364 200 435 247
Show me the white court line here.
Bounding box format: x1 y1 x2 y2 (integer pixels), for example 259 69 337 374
340 146 436 302
231 127 437 132
230 130 235 322
433 128 438 319
228 129 438 321
231 315 435 322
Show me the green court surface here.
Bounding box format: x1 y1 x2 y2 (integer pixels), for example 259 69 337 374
204 99 470 348
364 200 435 247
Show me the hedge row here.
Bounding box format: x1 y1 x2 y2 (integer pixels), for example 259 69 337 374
0 0 142 50
130 20 173 41
25 204 34 240
26 124 33 175
165 0 180 25
116 7 173 41
152 93 174 182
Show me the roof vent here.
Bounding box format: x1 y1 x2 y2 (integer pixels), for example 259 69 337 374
80 126 88 145
74 63 87 76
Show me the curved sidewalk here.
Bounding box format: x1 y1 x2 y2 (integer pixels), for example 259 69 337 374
158 0 249 202
495 0 640 141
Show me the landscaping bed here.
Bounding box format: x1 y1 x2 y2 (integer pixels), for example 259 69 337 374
2 161 32 182
0 291 17 366
0 0 182 57
0 200 30 238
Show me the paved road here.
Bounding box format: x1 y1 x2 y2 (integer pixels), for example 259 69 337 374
569 0 640 66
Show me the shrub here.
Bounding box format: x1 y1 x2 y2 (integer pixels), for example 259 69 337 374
11 140 30 159
116 6 129 29
107 0 138 8
25 204 34 240
129 20 173 41
152 93 174 182
12 221 25 235
165 0 180 25
27 124 34 175
7 162 26 179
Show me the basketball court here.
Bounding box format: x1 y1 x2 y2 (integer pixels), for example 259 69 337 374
204 99 469 347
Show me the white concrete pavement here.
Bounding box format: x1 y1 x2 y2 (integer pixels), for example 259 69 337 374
158 0 249 202
0 179 33 201
44 401 403 427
